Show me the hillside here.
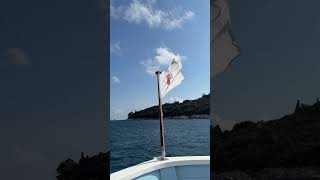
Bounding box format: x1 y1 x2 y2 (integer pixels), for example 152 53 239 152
128 94 210 119
56 152 108 180
212 98 320 179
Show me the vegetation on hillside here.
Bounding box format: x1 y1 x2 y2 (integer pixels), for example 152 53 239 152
128 94 210 119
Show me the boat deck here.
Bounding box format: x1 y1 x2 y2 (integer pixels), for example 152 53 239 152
110 156 210 180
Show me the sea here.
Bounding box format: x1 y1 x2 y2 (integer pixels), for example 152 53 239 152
110 119 209 173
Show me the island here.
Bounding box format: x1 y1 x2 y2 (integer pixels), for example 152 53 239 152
128 94 210 119
212 98 320 179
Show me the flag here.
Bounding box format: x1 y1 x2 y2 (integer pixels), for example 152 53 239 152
159 59 184 98
211 0 240 78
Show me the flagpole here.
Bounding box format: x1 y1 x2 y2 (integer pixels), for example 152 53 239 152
155 71 166 160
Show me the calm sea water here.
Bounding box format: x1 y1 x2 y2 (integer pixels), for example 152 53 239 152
110 119 209 173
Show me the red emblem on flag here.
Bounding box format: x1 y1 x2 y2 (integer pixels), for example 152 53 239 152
166 73 173 85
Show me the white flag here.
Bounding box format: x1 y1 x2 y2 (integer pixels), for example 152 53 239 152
211 0 240 78
159 59 184 98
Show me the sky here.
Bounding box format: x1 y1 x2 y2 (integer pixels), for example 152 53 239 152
213 0 320 126
110 0 210 120
0 0 106 179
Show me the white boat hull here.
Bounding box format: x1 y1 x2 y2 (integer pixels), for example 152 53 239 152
110 156 210 180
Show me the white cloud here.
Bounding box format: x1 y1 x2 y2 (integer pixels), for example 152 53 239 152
110 3 124 18
154 47 185 65
140 59 160 75
112 76 121 83
111 0 194 30
141 47 185 75
168 96 183 103
110 41 122 56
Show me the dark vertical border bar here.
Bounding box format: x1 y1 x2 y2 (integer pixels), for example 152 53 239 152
103 0 110 176
210 1 213 179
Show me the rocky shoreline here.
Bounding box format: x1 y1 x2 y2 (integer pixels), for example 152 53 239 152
128 114 210 120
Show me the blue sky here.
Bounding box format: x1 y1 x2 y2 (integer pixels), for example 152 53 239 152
110 0 210 120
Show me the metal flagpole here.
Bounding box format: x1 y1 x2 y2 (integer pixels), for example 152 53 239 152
155 71 166 160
